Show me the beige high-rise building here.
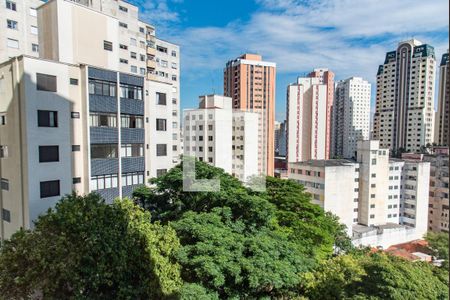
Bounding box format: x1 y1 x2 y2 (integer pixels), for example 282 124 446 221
224 54 276 176
286 69 334 163
373 39 436 153
0 0 44 62
435 51 449 146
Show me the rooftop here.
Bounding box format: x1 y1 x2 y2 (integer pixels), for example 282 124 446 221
290 159 357 168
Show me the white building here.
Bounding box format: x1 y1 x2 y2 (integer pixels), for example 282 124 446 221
373 39 436 153
183 95 259 182
332 77 371 159
288 140 430 248
0 0 44 62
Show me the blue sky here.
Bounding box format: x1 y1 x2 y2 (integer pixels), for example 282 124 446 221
131 0 449 122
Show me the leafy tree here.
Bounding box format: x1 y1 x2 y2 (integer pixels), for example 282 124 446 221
425 232 449 268
133 161 347 298
0 193 182 299
301 251 449 300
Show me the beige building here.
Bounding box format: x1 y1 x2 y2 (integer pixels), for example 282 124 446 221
435 51 449 146
0 0 44 62
373 39 436 153
288 140 430 248
224 54 276 176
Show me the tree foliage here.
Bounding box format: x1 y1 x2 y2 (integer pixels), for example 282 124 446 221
301 251 449 300
0 193 182 299
425 231 449 268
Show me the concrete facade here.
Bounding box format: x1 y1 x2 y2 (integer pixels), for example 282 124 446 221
224 54 276 176
435 51 449 146
373 39 436 153
332 77 371 159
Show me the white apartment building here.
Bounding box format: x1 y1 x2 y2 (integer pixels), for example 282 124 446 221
183 95 259 182
1 0 44 62
332 77 371 159
0 0 181 240
288 140 430 248
287 75 327 162
373 39 436 153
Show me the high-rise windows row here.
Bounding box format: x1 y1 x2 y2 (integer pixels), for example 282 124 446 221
88 79 116 97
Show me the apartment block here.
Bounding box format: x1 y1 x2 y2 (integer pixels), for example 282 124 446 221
275 120 287 157
0 0 44 62
286 69 334 163
288 140 430 248
332 77 371 159
183 95 259 182
373 39 436 153
224 54 276 176
435 51 449 146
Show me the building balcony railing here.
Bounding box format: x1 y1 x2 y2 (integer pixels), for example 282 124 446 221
91 158 119 176
90 127 119 144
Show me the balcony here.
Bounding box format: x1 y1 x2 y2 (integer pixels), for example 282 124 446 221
147 59 156 69
90 127 119 144
120 98 144 115
95 188 120 204
121 128 144 144
91 158 119 176
89 95 117 113
147 46 156 56
121 156 145 173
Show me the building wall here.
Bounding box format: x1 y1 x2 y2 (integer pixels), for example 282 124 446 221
427 154 449 232
0 0 44 62
373 39 436 153
332 77 371 159
435 52 449 146
233 111 259 181
224 54 276 176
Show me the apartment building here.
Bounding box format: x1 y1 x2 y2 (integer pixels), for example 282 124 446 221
373 39 436 153
435 51 449 146
224 54 276 176
0 0 181 239
288 140 430 248
275 120 286 157
402 148 449 233
0 0 44 62
183 95 259 182
332 77 371 159
286 69 334 163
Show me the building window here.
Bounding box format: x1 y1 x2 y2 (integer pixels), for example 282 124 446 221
140 68 146 76
172 133 177 140
103 40 113 51
208 157 213 163
37 110 58 127
119 44 128 50
156 119 167 131
139 27 145 33
120 58 128 64
208 136 213 141
0 114 6 125
121 172 144 186
119 5 128 12
156 169 167 177
130 52 137 59
73 177 81 184
120 84 143 100
156 144 167 156
29 7 37 16
130 65 137 73
171 75 177 81
6 0 16 11
156 92 167 105
2 208 11 222
72 145 80 151
173 145 177 151
30 25 38 35
157 46 167 53
90 144 118 159
7 38 19 49
39 146 59 163
40 180 60 198
0 145 8 158
90 113 117 127
371 158 377 165
370 204 375 208
36 73 57 92
121 114 143 128
71 112 80 119
130 38 136 46
370 214 375 219
88 79 116 97
70 78 78 85
90 174 118 190
171 50 177 57
119 22 128 28
120 144 143 157
7 19 18 30
1 178 9 190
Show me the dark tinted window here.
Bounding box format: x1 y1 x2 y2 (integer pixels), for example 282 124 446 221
156 118 166 131
91 144 118 159
2 209 10 222
156 144 167 156
73 177 81 184
156 92 166 105
37 110 58 127
104 40 113 51
72 145 80 151
39 146 59 162
40 180 60 198
70 78 78 85
36 73 57 92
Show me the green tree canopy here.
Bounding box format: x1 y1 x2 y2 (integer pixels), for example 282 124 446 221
133 160 349 298
301 251 449 300
0 193 182 299
425 232 449 268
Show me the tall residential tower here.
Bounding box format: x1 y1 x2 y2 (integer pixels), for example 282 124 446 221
435 51 449 146
373 39 436 153
224 54 276 176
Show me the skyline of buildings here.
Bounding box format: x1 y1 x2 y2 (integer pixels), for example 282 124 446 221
0 0 448 248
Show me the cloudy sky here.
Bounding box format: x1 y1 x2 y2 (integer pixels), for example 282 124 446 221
130 0 449 121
